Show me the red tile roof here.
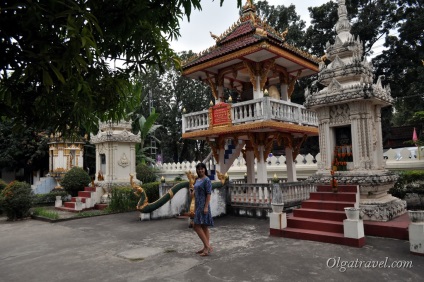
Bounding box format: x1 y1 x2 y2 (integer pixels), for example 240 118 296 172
182 5 319 71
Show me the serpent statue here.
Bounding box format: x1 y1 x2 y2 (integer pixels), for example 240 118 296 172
129 173 224 214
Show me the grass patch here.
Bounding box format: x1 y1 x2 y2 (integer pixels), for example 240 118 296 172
32 207 60 220
164 249 176 253
128 258 145 262
73 210 111 218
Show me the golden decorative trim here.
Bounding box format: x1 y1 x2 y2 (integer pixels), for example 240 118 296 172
243 60 257 91
280 28 288 40
183 42 318 77
183 44 264 76
206 73 218 100
255 27 267 37
268 45 319 71
288 70 302 99
246 132 276 161
185 171 196 189
260 60 275 91
207 139 219 163
168 190 174 199
208 103 232 129
206 136 226 163
277 66 289 84
263 135 275 161
292 134 308 160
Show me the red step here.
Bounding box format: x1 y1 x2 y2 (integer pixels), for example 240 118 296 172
273 184 365 248
287 217 344 233
56 206 80 213
293 208 347 221
301 200 355 211
64 202 76 208
309 192 357 202
281 228 365 248
71 197 88 203
84 186 96 192
78 191 92 198
317 185 358 193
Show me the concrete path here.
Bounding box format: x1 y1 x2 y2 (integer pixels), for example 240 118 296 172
0 212 423 282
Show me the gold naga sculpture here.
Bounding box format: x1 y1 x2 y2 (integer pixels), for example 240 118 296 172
130 174 149 211
129 171 227 216
185 170 197 222
216 170 229 185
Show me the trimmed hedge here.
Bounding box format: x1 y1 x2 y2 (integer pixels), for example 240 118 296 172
108 183 160 212
142 182 160 203
108 186 138 213
61 167 91 197
389 170 424 199
0 181 33 220
136 164 158 184
33 190 69 206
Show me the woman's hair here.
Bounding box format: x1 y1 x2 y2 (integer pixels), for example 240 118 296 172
195 162 209 176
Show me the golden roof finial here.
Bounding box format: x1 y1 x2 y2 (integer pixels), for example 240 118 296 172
280 28 288 40
210 31 219 41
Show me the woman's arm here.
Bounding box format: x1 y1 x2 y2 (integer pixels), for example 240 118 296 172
204 194 211 214
203 178 212 214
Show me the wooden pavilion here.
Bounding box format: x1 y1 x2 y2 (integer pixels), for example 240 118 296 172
181 0 320 183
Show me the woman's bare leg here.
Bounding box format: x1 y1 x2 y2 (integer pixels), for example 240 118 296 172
201 225 212 252
193 224 209 253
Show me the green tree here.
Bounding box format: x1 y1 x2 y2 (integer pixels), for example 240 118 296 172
373 0 424 126
134 108 162 165
0 120 49 182
256 1 306 46
156 52 212 163
0 0 243 135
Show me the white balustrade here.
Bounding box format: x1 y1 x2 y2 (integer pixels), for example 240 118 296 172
182 97 318 133
228 182 317 208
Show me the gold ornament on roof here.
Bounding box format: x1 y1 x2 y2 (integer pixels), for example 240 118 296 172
210 31 219 41
280 28 288 40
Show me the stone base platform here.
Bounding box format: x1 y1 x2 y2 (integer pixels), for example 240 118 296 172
360 196 407 222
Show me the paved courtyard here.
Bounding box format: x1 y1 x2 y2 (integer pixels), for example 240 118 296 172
0 212 423 282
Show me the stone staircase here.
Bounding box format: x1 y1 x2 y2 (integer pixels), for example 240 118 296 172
279 185 365 247
31 176 56 194
56 186 106 212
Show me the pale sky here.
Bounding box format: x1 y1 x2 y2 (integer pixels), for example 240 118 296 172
170 0 330 53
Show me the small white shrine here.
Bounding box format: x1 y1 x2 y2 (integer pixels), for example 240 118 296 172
304 0 406 221
48 134 85 188
90 121 140 190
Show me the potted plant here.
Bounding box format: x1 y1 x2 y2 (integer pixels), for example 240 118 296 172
408 210 424 223
271 174 284 213
344 207 361 220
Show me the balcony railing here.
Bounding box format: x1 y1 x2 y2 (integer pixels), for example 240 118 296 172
182 97 318 133
229 182 317 209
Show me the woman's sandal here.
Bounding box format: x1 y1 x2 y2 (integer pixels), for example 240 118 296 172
195 249 204 254
199 251 209 257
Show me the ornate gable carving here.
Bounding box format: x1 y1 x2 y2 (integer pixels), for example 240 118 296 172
329 55 345 69
328 78 343 93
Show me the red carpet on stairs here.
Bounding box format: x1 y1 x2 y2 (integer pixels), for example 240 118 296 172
271 185 366 248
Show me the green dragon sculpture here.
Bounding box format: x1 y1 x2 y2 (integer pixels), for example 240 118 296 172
130 174 225 214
